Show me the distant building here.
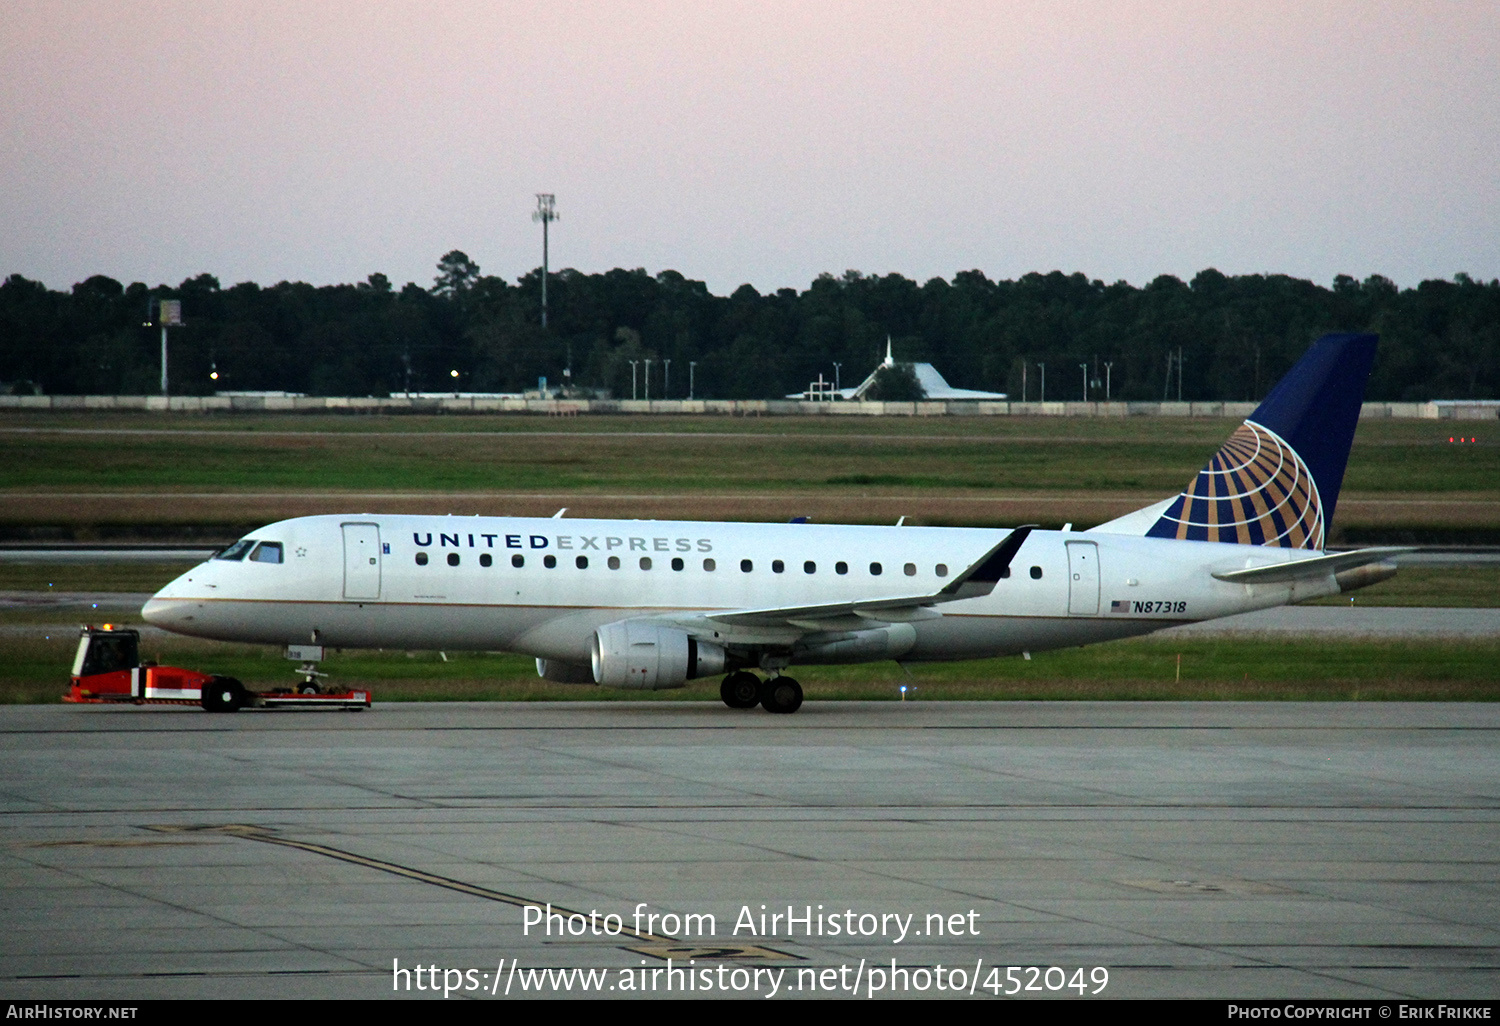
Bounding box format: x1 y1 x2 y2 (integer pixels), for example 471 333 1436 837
215 391 307 398
790 339 1007 400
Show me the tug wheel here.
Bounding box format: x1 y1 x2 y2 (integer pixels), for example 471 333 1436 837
202 677 245 713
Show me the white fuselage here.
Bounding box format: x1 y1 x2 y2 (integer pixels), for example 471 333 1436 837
142 514 1338 668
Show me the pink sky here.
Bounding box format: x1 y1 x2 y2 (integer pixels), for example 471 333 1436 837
3 1 1497 293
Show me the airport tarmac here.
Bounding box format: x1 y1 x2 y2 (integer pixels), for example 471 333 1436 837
2 701 1496 1000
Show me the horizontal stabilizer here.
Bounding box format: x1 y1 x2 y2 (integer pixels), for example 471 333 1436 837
1211 547 1412 585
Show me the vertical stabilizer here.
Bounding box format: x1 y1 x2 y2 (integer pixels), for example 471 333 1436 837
1135 333 1377 549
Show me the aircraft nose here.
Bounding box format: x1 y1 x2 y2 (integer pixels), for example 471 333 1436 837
141 596 192 630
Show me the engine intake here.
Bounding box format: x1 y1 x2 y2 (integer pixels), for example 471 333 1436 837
592 621 726 689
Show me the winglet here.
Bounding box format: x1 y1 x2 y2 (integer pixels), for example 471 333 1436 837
940 525 1035 600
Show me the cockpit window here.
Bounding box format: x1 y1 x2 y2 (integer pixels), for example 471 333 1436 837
249 542 284 564
215 540 255 561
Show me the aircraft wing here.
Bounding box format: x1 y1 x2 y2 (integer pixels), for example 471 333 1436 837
704 526 1035 629
1211 546 1413 584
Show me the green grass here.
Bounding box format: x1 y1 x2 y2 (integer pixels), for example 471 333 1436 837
0 562 194 593
1 413 1494 496
9 619 1498 705
1299 565 1500 607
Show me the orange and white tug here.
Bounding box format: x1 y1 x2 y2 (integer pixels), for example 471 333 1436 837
66 625 371 712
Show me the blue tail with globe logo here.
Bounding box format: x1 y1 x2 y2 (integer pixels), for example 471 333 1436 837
1142 333 1378 550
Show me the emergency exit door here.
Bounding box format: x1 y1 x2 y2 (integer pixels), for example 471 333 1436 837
1066 541 1099 615
342 523 382 600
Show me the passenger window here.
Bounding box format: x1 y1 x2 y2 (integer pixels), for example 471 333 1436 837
836 561 848 575
480 553 492 567
672 557 684 571
214 540 254 561
1030 565 1043 579
608 556 620 570
870 562 882 575
904 563 916 576
804 561 815 574
741 559 753 572
447 553 460 566
640 557 653 570
544 554 556 568
512 554 525 568
935 563 948 577
576 556 588 569
415 552 429 565
703 558 716 572
772 560 784 574
249 542 283 564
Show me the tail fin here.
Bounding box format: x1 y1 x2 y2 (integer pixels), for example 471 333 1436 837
1097 333 1377 549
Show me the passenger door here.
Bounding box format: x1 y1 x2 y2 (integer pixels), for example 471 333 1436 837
1066 541 1099 615
342 522 382 600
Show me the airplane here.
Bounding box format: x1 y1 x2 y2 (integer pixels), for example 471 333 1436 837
143 333 1405 713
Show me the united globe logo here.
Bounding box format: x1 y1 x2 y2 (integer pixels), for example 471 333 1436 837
1147 421 1324 549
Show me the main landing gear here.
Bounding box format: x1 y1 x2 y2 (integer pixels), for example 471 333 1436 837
720 671 803 714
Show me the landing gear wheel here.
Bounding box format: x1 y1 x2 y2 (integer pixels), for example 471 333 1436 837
201 676 246 713
299 683 321 695
720 671 761 709
759 675 803 714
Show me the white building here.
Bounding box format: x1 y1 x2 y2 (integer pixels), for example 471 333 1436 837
791 339 1007 401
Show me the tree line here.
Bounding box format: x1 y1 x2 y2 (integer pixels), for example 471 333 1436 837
2 255 1496 401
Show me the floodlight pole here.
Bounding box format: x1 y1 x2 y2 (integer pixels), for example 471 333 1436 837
643 359 653 400
154 299 182 397
533 194 558 328
1038 362 1046 403
1080 363 1089 402
689 361 697 400
1104 361 1113 401
664 359 671 399
629 360 638 400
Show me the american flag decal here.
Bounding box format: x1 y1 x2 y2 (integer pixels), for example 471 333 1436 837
1110 600 1129 613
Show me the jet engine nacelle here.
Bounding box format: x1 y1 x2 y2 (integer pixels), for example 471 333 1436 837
592 620 726 690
